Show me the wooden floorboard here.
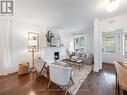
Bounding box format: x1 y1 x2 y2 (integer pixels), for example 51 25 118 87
77 64 116 95
0 64 116 95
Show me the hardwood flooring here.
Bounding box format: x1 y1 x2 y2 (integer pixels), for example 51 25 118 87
0 64 116 95
77 64 116 95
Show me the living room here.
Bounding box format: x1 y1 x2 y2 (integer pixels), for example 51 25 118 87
0 0 127 95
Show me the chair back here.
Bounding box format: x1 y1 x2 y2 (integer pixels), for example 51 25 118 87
49 64 71 86
35 59 46 72
114 61 127 91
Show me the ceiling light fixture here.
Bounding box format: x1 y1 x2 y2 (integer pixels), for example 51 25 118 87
106 0 119 12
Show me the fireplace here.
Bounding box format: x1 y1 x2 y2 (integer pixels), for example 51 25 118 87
54 52 59 60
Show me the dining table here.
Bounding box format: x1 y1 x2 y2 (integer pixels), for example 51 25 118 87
117 61 127 68
115 61 127 94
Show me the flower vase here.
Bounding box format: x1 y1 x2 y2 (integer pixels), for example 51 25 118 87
47 42 51 47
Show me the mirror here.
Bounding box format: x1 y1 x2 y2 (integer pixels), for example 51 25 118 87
51 33 61 47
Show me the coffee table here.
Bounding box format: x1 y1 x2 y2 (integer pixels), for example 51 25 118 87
62 59 83 70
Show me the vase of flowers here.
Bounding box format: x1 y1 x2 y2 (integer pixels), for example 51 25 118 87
46 31 54 46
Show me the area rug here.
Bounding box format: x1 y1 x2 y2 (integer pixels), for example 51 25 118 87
40 62 93 95
67 64 93 95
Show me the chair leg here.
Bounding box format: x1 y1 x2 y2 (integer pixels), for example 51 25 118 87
115 73 117 89
39 63 46 76
70 76 74 85
115 73 120 95
48 80 51 88
123 90 127 95
119 89 123 95
65 89 68 95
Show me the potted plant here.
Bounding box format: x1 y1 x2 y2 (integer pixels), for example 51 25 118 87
46 31 55 46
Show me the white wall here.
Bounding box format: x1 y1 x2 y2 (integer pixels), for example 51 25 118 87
3 13 127 73
10 19 44 72
0 18 71 73
0 18 75 73
0 19 13 75
99 13 127 63
99 14 127 32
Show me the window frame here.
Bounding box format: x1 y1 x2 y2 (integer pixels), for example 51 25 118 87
102 34 117 54
74 35 87 53
124 33 127 58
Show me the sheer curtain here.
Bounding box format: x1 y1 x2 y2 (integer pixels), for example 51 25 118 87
0 19 12 76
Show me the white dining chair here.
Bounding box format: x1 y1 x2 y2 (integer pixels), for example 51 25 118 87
48 64 74 95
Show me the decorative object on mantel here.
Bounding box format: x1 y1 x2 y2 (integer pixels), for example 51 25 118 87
28 32 39 72
46 31 54 46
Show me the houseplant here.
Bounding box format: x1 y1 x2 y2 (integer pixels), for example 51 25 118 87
46 31 54 46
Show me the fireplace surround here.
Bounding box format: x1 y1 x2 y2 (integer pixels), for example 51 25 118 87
54 52 60 60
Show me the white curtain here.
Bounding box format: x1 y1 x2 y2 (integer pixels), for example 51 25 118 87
0 19 12 76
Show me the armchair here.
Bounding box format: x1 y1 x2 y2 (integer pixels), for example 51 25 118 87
48 64 74 95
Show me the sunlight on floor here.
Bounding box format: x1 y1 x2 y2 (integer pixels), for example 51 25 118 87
29 90 36 95
104 72 115 85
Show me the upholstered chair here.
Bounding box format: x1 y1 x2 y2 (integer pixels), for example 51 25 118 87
48 64 74 95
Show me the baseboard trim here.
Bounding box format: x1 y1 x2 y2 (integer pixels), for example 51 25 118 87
0 72 18 80
93 68 99 72
103 62 114 64
0 68 18 77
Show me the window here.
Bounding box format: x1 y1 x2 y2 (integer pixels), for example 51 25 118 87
74 36 86 52
124 35 127 54
102 35 116 53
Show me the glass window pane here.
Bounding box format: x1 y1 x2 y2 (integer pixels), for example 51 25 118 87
74 36 86 52
105 36 115 53
102 35 116 53
79 37 85 47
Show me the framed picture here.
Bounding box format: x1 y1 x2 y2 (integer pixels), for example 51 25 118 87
28 32 39 52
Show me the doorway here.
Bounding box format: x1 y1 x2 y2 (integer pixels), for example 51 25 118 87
102 31 122 63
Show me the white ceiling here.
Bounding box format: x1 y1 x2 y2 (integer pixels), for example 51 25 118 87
14 0 127 33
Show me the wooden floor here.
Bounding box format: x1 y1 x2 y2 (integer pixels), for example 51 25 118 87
0 64 116 95
77 64 116 95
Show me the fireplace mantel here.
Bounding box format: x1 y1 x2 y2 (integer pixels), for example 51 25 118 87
41 46 63 48
41 47 67 63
